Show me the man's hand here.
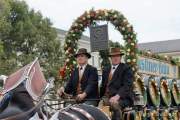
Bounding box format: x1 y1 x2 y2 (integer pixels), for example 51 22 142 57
57 87 65 97
109 94 120 105
76 92 87 101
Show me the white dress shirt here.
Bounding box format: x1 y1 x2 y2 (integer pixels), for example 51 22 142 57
111 64 119 75
78 64 87 76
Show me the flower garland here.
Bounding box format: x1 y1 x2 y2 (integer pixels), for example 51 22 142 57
63 9 138 78
138 50 178 65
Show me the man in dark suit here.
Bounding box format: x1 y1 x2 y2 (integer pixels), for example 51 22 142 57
100 47 134 120
58 48 99 106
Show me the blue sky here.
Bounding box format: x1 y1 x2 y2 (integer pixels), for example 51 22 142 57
24 0 180 44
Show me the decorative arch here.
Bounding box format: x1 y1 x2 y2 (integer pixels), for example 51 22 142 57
63 9 138 77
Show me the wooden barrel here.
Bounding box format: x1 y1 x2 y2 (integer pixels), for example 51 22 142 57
156 77 171 107
169 79 180 106
133 74 147 106
146 76 160 107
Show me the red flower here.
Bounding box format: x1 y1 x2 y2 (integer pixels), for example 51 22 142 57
90 11 96 18
59 66 66 79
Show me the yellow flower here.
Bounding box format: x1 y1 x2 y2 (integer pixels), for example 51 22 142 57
87 15 90 18
65 51 68 54
74 23 78 27
113 14 117 18
122 27 125 31
96 10 99 14
127 59 131 63
105 12 108 17
133 59 136 62
132 67 135 71
168 89 170 92
64 44 67 48
131 43 135 46
82 17 86 20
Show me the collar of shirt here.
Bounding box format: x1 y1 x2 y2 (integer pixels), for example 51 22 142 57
78 64 87 74
111 64 119 74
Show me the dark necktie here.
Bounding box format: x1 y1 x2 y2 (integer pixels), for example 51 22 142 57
80 67 83 70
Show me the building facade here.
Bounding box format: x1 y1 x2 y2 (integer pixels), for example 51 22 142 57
138 39 180 78
138 39 180 62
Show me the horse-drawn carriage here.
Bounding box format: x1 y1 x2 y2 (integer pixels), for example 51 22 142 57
0 57 180 120
44 55 180 120
0 58 111 120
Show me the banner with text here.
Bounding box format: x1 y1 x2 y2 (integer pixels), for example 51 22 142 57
138 56 179 78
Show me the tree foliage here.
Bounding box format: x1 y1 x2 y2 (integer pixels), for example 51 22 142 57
0 0 63 79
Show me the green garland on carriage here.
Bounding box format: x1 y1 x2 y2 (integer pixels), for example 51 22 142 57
63 9 138 78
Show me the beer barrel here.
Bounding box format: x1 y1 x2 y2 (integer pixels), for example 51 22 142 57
133 74 147 106
146 76 160 107
156 77 171 107
169 79 180 106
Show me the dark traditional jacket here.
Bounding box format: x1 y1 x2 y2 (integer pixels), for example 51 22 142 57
100 63 134 107
65 64 99 99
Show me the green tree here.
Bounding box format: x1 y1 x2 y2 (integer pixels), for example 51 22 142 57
0 41 3 56
0 0 63 80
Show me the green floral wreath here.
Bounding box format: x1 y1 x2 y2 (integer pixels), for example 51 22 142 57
64 9 138 78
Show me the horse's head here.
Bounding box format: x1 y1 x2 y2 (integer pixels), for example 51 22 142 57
0 83 35 119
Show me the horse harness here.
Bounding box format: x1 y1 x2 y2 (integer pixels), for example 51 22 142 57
58 105 95 120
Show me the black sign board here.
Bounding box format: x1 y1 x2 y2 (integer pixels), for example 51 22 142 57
90 25 109 52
